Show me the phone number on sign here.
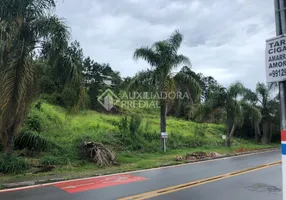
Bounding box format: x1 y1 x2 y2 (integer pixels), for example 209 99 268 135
269 69 286 77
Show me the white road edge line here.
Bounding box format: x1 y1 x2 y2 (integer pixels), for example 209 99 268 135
0 149 279 193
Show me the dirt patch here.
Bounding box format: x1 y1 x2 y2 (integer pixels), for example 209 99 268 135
175 152 221 161
233 147 249 153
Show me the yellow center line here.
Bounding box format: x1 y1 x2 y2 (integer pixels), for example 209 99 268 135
118 161 282 200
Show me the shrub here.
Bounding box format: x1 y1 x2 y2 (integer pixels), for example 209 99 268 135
129 115 142 135
0 155 29 174
61 87 78 108
40 156 64 166
168 132 184 149
117 115 148 151
24 114 42 132
194 124 206 137
41 93 62 105
14 130 52 151
184 136 207 147
39 75 56 94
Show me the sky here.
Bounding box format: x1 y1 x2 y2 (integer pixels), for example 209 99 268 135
55 0 276 90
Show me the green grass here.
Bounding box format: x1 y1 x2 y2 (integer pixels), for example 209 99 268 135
0 144 278 183
23 102 229 150
0 102 279 183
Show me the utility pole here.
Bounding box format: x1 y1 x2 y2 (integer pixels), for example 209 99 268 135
274 0 286 199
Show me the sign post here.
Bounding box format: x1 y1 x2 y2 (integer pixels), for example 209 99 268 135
161 132 168 152
268 1 286 199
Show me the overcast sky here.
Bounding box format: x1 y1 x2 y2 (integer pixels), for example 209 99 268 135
55 0 275 90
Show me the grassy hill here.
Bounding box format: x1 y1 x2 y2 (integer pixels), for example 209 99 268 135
0 102 278 183
24 103 229 151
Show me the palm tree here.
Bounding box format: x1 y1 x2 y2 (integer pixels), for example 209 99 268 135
204 82 261 147
206 82 243 147
0 0 69 155
255 82 279 144
241 88 262 142
169 66 202 119
131 30 201 150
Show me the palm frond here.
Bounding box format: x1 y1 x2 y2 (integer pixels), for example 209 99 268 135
174 71 202 103
163 76 176 94
0 48 36 145
173 54 191 67
128 69 158 91
232 100 244 127
242 88 258 103
228 81 244 98
0 0 56 21
167 29 183 53
133 47 159 67
36 15 69 50
241 101 262 125
14 130 52 151
256 82 268 97
268 82 278 91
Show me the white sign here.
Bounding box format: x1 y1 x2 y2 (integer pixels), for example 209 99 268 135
265 35 286 83
161 132 168 138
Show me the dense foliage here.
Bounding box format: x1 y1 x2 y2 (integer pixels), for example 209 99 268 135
0 0 280 173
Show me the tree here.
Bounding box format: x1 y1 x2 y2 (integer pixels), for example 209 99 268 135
131 30 201 150
240 88 262 142
255 82 279 144
40 38 89 111
121 77 132 90
168 66 202 120
82 58 122 110
0 0 69 154
204 82 261 147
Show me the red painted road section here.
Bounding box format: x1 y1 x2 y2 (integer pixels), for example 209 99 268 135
53 174 148 193
282 130 286 141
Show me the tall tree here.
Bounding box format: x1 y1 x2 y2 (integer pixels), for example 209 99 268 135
40 38 88 111
168 66 202 119
0 0 69 154
255 82 279 144
240 88 262 142
204 82 261 147
131 30 201 150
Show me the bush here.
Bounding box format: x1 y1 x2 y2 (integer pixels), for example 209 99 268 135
41 93 62 105
61 87 78 108
39 75 56 94
194 124 206 137
14 130 52 151
24 114 42 132
129 115 142 135
184 136 208 147
168 132 184 149
0 155 29 174
40 156 64 166
117 115 148 151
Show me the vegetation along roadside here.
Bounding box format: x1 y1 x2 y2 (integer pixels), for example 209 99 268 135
0 0 280 187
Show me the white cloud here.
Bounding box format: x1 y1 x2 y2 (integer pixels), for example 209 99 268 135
56 0 276 90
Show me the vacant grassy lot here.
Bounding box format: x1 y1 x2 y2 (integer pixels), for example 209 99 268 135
0 102 279 184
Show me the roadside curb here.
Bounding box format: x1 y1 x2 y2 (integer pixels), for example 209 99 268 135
0 147 280 190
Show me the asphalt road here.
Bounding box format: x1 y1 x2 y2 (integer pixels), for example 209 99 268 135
0 150 282 200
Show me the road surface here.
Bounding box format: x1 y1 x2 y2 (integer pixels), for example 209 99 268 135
0 150 282 200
